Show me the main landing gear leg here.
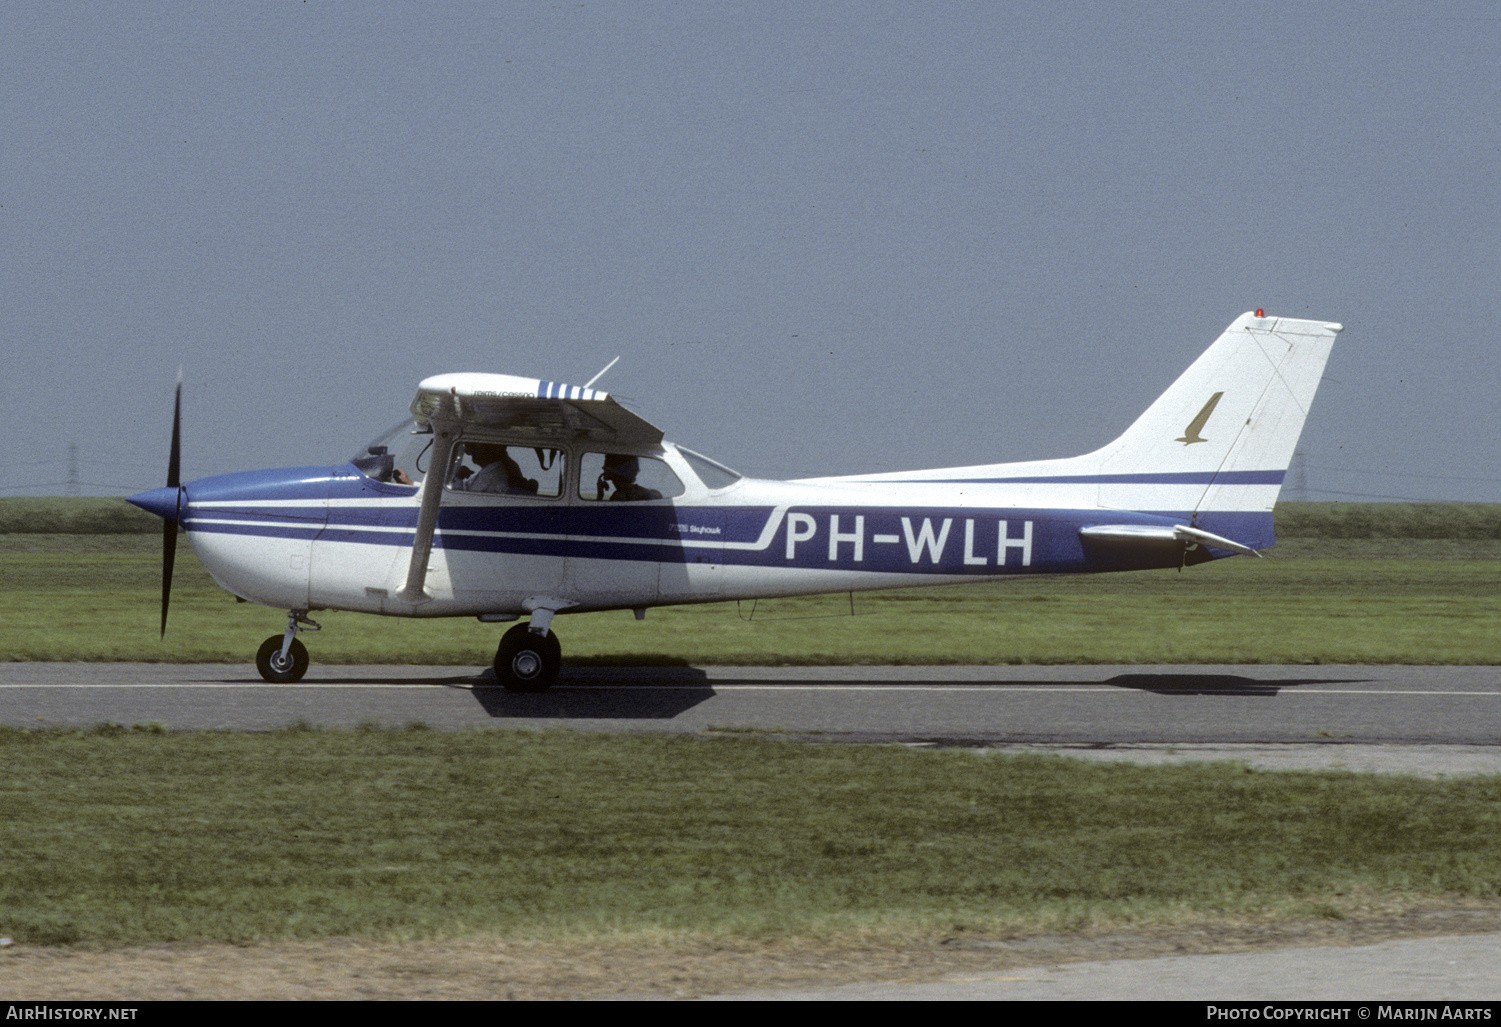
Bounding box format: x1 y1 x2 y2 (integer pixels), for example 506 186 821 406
255 612 320 684
493 612 561 693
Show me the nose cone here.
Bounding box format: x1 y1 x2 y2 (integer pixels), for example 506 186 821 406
127 485 182 522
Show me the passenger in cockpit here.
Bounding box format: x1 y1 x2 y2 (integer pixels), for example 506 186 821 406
461 445 538 495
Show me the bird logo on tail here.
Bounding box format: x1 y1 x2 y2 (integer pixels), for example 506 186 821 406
1176 391 1224 445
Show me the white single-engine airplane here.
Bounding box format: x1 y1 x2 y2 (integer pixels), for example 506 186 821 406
128 310 1342 690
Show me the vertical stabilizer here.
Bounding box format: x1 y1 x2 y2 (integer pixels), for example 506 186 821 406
1093 311 1342 542
804 310 1342 553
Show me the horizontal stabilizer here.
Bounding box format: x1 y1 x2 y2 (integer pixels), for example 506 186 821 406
1080 523 1261 558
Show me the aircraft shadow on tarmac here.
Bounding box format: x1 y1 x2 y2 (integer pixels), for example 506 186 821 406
1104 673 1370 697
470 666 716 719
257 667 719 720
203 668 717 720
264 667 1374 712
468 686 713 719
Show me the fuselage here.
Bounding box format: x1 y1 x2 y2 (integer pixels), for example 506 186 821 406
144 438 1259 620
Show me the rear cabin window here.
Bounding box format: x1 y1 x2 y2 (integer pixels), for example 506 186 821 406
678 447 742 490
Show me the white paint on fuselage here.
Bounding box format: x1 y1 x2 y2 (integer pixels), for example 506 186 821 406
191 529 314 612
186 469 1058 618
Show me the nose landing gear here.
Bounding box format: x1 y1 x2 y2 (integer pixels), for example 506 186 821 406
255 612 320 683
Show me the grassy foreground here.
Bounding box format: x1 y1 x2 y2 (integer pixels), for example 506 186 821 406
3 725 1499 948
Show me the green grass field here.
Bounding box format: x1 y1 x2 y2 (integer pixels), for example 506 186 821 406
3 725 1499 948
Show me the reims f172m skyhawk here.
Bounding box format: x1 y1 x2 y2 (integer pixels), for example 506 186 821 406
129 310 1342 690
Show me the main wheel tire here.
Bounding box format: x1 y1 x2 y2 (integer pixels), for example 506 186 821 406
256 635 309 684
494 623 561 693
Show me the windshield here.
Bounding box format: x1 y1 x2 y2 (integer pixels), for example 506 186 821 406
350 419 432 485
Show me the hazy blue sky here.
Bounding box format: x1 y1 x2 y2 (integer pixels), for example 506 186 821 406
5 1 1498 501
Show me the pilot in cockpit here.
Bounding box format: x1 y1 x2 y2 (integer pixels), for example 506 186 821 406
597 454 662 501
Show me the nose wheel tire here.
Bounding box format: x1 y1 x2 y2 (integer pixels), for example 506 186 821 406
494 623 562 693
256 636 310 684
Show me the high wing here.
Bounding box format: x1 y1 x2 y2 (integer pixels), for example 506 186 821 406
399 373 664 604
410 372 663 446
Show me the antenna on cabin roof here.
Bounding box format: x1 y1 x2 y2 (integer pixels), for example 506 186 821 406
584 355 621 390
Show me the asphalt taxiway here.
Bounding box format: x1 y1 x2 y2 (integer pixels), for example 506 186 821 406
3 663 1500 760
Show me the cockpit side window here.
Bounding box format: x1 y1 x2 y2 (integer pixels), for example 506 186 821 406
451 444 564 498
579 453 684 502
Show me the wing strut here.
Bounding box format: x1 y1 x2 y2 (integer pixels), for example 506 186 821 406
397 427 459 603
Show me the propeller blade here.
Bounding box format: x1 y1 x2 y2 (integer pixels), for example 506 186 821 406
161 517 177 639
167 377 181 489
160 379 182 638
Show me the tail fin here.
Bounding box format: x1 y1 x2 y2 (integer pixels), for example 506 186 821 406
810 310 1341 551
1092 311 1342 545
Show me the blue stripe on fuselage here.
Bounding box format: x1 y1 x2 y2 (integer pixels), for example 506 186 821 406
872 470 1286 486
177 466 1275 576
